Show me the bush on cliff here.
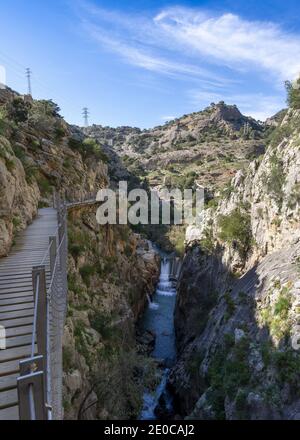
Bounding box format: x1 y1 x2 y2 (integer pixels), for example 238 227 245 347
218 208 252 259
286 78 300 109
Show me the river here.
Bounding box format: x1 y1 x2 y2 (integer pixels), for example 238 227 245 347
139 257 178 420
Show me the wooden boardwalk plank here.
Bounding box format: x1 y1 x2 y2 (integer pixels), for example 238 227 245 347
0 405 19 420
0 207 58 420
0 359 20 376
5 335 32 349
0 303 34 313
0 345 33 363
0 316 34 329
0 309 34 320
0 388 18 409
0 296 33 306
0 374 18 391
5 325 33 338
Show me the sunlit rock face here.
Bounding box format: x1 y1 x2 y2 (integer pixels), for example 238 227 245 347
170 108 300 420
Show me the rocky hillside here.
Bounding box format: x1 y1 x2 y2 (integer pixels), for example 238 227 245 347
169 101 300 419
63 204 160 419
0 87 108 257
0 87 161 420
83 102 266 195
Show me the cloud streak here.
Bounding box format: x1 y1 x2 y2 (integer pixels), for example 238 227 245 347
73 1 300 120
154 7 300 81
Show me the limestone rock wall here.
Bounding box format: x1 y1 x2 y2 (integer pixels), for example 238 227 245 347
171 108 300 420
63 205 160 419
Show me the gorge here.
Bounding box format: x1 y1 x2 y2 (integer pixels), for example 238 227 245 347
0 80 300 420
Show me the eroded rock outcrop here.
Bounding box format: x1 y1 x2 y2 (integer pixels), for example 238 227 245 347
170 108 300 420
63 204 160 419
0 88 108 256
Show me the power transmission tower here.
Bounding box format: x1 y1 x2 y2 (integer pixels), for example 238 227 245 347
82 107 89 127
26 68 32 96
243 121 250 136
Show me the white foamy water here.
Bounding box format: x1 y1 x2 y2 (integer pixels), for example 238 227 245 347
140 257 177 420
156 259 176 296
148 301 160 310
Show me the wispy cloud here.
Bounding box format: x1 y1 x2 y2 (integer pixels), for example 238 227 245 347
76 1 231 85
85 23 224 83
73 1 300 120
154 7 300 81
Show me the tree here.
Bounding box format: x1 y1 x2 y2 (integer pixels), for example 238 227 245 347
285 78 300 109
7 97 31 123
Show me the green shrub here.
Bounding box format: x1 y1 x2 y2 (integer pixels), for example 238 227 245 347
68 273 83 296
38 176 51 194
29 138 40 151
235 389 248 419
166 225 186 256
68 137 83 151
221 184 234 200
273 349 300 391
13 144 26 162
54 124 66 141
286 78 300 109
7 97 30 123
218 208 252 258
5 158 15 172
63 346 74 372
287 183 300 209
25 164 39 184
224 291 236 320
208 337 251 408
68 137 108 163
187 350 205 377
12 216 21 230
260 286 292 341
83 138 109 163
79 264 96 286
69 243 85 258
200 227 215 253
90 311 114 340
263 154 285 206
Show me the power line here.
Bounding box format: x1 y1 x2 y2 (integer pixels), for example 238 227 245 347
0 49 74 107
26 68 32 96
82 107 89 127
0 49 90 125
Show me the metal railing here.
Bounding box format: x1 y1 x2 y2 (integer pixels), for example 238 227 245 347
64 191 98 207
17 194 68 420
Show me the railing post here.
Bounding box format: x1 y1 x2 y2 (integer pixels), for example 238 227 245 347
18 355 47 420
49 236 57 275
58 213 64 244
32 266 48 373
52 188 56 209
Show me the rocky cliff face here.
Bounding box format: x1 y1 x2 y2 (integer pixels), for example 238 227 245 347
0 88 108 257
83 102 266 193
170 108 300 420
63 204 160 419
0 87 161 420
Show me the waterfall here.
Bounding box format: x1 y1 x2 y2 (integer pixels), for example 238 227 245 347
140 369 173 420
140 254 178 420
156 258 176 296
147 293 159 310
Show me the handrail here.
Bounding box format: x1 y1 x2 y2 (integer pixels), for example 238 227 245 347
18 191 99 420
31 274 40 358
17 196 67 420
40 224 59 266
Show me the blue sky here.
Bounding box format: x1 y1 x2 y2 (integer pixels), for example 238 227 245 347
0 0 300 127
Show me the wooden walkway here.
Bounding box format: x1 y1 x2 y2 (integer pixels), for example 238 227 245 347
0 208 58 420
